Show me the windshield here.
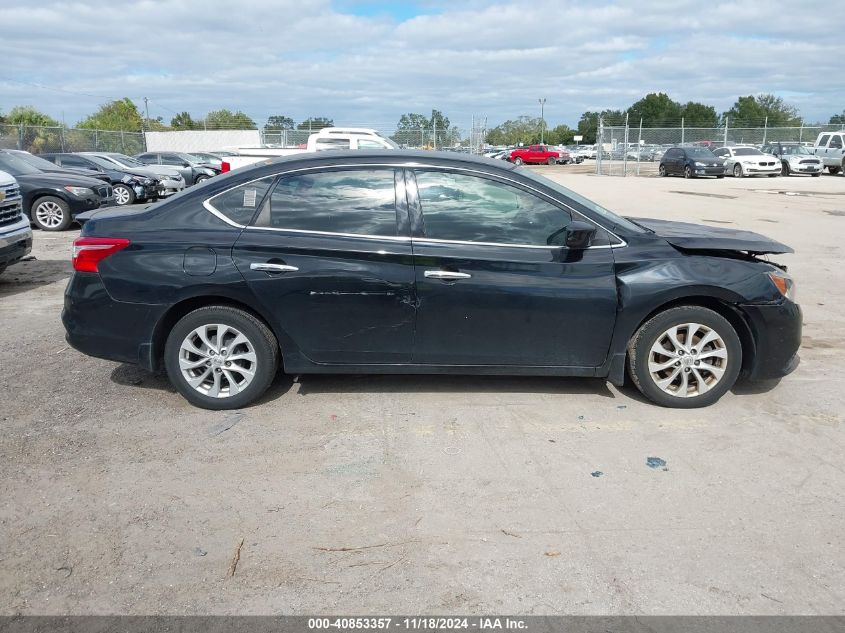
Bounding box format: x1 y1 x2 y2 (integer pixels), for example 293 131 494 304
0 152 41 176
105 153 146 168
687 147 717 158
375 133 400 149
734 148 762 156
518 168 647 235
780 145 812 155
13 152 60 171
83 154 120 170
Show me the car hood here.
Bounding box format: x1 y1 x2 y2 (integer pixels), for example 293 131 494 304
630 217 793 254
15 172 109 188
111 164 181 179
42 167 111 181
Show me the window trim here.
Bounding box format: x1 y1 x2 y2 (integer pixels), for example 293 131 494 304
203 162 626 250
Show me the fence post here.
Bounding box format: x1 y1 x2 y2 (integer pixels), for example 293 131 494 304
121 130 125 153
681 117 685 145
636 118 643 176
433 124 437 150
60 126 66 152
723 116 728 147
596 117 603 175
94 129 99 151
762 116 768 145
18 124 24 150
799 120 803 143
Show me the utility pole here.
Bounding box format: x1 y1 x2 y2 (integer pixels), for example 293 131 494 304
143 96 150 132
538 98 546 144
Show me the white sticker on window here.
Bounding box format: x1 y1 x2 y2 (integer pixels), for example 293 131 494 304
243 188 258 208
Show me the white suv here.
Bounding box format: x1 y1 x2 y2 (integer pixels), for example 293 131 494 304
0 170 33 276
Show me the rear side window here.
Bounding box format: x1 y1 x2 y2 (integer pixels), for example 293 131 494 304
61 155 94 168
413 170 573 246
208 178 273 226
253 169 399 237
830 135 843 149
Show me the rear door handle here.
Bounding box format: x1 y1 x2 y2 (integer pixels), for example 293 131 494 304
250 262 299 273
424 270 471 280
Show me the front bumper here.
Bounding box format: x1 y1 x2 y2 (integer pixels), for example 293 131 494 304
741 164 780 175
741 299 802 381
694 166 726 176
789 161 822 173
0 218 33 268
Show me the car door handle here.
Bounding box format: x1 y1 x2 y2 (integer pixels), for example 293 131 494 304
250 262 299 273
424 270 471 280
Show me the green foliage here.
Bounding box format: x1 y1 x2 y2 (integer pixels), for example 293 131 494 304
544 124 575 145
393 110 459 147
205 109 257 130
77 98 144 131
829 110 845 125
723 94 800 127
297 117 334 130
5 106 60 127
265 115 295 130
485 116 544 146
680 102 719 127
171 111 198 130
627 93 682 126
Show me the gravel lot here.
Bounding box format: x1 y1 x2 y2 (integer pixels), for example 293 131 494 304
1 170 843 615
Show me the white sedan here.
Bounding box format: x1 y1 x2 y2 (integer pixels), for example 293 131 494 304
713 147 780 178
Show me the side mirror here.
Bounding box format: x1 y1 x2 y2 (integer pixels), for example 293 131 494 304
564 221 597 249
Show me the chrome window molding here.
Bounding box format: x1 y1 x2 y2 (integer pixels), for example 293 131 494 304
203 162 628 250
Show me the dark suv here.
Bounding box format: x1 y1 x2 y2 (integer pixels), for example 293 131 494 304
134 152 219 185
41 153 161 206
659 147 726 178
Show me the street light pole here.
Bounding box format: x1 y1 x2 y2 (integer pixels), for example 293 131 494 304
538 98 546 144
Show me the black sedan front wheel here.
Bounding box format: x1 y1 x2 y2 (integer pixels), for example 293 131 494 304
113 184 136 206
684 165 694 179
164 306 280 410
627 306 742 408
658 164 667 177
31 196 72 231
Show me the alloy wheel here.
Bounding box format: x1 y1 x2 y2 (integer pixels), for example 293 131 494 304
178 323 257 398
34 201 66 228
114 186 131 205
647 322 728 398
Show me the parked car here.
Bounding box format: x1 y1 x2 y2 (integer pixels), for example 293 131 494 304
0 170 32 276
187 152 227 169
134 152 219 185
80 152 185 197
712 147 779 178
65 150 800 410
659 147 726 178
811 131 845 174
8 150 111 183
0 150 114 231
574 146 597 159
509 145 561 165
761 142 823 177
40 152 161 205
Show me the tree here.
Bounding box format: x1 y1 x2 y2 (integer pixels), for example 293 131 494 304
171 111 198 130
485 116 544 145
264 115 295 130
544 124 575 145
627 92 682 126
5 106 60 127
574 109 626 144
829 110 845 125
297 117 334 131
723 94 800 127
393 110 457 148
77 98 144 131
680 102 719 127
204 109 257 130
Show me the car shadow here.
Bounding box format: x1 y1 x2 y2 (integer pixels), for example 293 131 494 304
731 377 783 396
0 258 71 299
294 373 618 398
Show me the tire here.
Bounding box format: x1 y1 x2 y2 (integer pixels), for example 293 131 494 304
513 157 524 166
781 161 790 177
164 306 280 410
733 164 743 178
768 173 778 177
828 166 841 175
716 175 724 179
195 175 211 185
113 184 136 206
684 165 694 179
811 173 821 177
627 305 742 408
658 164 667 177
30 196 72 231
547 157 555 166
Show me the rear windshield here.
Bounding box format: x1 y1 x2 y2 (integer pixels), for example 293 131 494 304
733 148 762 156
686 147 717 158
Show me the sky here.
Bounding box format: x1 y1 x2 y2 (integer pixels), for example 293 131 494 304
1 0 843 131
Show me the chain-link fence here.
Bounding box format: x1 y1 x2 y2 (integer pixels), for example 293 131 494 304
0 124 147 155
595 118 844 176
259 126 472 151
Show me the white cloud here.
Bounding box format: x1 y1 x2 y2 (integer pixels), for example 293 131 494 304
0 0 843 130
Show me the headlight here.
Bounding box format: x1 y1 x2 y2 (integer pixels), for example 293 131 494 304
695 161 706 167
742 160 754 164
157 174 172 180
768 271 796 302
64 186 93 196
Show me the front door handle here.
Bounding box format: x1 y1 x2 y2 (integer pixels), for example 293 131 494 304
424 270 471 280
250 262 299 273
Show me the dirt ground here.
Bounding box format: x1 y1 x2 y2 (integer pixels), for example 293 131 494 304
0 169 843 615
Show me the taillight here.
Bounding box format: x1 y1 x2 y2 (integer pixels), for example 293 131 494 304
72 237 130 273
220 161 230 173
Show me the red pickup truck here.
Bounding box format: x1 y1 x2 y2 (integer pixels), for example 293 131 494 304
509 144 561 165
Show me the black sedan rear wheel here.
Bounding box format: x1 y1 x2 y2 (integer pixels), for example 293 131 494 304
658 164 667 177
164 306 280 410
684 165 694 179
627 305 742 408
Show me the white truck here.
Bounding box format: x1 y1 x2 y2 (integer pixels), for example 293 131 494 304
0 170 33 277
812 131 845 174
224 127 399 171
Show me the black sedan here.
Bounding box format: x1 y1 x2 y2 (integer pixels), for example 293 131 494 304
40 152 161 205
0 150 114 231
64 151 800 409
659 147 726 178
8 150 112 183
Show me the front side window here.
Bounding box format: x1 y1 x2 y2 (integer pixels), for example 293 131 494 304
208 177 273 225
253 169 399 237
160 154 185 166
414 170 573 246
314 138 351 151
61 155 96 169
830 135 843 149
819 135 830 147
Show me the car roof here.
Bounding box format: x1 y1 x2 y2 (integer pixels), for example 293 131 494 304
257 149 520 171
